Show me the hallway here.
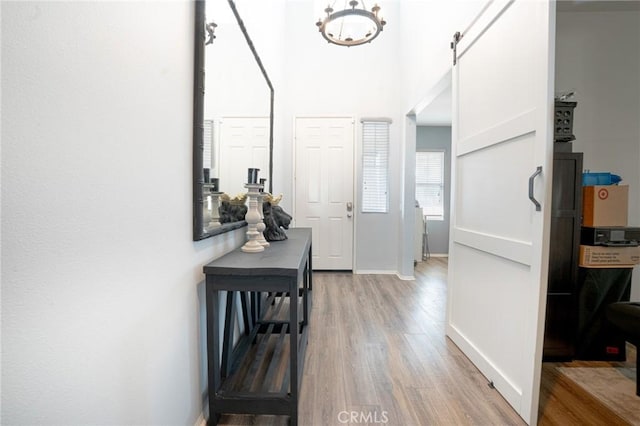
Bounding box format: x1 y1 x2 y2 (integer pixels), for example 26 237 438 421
215 258 638 425
218 259 524 425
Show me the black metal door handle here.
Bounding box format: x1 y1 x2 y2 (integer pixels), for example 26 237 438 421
529 166 542 211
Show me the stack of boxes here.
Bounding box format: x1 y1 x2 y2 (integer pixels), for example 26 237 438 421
579 184 640 267
576 182 637 360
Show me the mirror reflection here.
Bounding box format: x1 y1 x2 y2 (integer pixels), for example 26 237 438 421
193 0 274 240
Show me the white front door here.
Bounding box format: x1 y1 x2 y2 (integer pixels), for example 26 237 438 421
294 117 354 270
218 117 269 196
447 1 554 424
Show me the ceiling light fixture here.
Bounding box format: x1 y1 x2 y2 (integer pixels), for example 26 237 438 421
316 1 386 47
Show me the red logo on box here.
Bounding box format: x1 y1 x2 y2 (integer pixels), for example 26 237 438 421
598 188 609 200
605 346 619 354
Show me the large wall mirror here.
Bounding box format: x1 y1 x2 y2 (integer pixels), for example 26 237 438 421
193 0 274 241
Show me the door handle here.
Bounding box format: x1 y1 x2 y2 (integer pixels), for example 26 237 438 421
528 166 542 212
346 202 353 212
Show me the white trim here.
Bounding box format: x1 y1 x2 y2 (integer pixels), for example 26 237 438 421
420 253 448 258
453 227 532 266
194 413 207 426
396 274 416 281
354 270 416 281
411 70 452 118
456 0 514 63
360 117 393 124
457 108 536 157
354 269 397 275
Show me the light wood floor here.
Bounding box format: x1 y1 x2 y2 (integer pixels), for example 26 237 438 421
539 344 637 426
216 259 632 425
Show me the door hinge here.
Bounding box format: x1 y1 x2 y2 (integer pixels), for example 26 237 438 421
450 31 462 66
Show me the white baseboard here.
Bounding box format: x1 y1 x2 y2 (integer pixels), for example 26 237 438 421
194 413 206 426
424 253 449 258
354 269 415 281
354 269 397 275
397 274 415 281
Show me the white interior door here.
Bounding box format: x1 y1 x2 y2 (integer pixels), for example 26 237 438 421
447 1 554 424
218 117 269 196
294 117 354 270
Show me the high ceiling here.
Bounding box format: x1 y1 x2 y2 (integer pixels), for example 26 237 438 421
415 87 451 126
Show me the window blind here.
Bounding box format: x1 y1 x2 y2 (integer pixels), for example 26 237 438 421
416 151 444 218
362 121 389 213
203 119 214 170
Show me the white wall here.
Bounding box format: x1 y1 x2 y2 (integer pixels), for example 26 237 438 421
396 1 488 275
282 1 404 273
398 0 485 114
204 1 271 118
555 9 640 300
277 0 483 275
1 2 246 424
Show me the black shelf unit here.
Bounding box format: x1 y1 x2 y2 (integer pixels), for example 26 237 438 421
543 151 583 360
575 267 632 361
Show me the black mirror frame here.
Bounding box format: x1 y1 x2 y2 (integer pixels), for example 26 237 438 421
192 0 274 241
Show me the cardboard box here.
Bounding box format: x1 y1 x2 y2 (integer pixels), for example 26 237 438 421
579 244 640 268
582 185 628 227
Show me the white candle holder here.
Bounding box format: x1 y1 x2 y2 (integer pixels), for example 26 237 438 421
256 191 270 247
209 191 222 228
241 183 265 253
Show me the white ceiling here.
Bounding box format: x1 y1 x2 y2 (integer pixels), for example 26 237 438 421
415 87 451 126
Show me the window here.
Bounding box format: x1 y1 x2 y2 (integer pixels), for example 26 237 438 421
416 150 445 219
361 120 390 213
203 119 214 170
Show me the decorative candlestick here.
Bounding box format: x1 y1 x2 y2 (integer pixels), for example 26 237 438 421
241 183 264 253
203 194 212 232
255 189 269 247
210 177 219 192
247 168 260 184
209 191 222 228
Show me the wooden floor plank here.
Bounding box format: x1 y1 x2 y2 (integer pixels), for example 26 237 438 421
216 258 632 425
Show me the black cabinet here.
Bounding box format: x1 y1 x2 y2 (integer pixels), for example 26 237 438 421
575 267 632 360
543 151 583 360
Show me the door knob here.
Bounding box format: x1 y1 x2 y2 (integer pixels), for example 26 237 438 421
346 202 353 212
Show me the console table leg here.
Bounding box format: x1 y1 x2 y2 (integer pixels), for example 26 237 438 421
289 277 299 425
240 291 252 335
205 285 221 426
221 291 236 378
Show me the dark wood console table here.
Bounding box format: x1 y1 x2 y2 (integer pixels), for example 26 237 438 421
204 228 312 426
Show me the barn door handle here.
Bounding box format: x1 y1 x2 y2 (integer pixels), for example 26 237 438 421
528 166 542 211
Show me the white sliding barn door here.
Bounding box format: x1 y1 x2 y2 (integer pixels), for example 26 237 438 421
447 1 555 424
